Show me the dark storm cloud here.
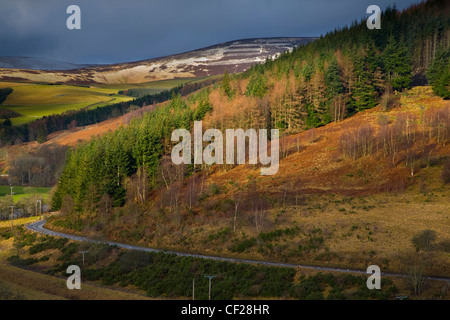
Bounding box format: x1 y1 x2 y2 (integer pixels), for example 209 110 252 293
0 0 421 64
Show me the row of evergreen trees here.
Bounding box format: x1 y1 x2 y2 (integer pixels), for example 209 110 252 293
53 0 450 211
52 91 212 210
239 2 449 131
427 46 450 98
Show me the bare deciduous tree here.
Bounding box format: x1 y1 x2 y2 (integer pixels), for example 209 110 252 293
98 194 113 223
340 125 375 160
126 166 148 204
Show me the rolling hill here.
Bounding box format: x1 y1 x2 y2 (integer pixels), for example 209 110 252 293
0 56 94 71
0 38 315 85
1 0 449 300
44 0 450 289
45 85 450 278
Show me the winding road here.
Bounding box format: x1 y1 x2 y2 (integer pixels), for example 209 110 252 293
26 220 450 283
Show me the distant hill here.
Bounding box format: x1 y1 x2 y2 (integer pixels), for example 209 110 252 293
0 56 94 71
0 37 315 85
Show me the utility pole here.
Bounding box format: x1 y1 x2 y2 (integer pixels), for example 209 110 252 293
204 275 216 300
10 205 15 231
36 199 42 220
9 187 14 231
79 251 88 268
192 278 195 300
79 251 88 283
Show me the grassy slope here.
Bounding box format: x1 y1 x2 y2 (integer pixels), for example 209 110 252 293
0 82 33 89
0 261 150 300
0 230 150 300
101 185 450 277
0 217 39 228
170 87 450 276
46 87 450 279
0 186 51 202
95 78 198 90
0 83 133 125
0 78 206 125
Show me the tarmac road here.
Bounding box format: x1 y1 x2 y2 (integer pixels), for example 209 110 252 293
26 220 450 283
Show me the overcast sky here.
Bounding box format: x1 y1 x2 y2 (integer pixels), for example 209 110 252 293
0 0 421 64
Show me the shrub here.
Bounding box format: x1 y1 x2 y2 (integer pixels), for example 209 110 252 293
84 243 112 264
209 184 221 195
1 231 13 240
7 255 39 266
437 240 450 253
29 237 68 255
57 242 79 262
292 277 324 299
306 291 324 300
117 250 154 273
229 238 256 253
412 230 437 252
380 85 400 111
39 255 51 262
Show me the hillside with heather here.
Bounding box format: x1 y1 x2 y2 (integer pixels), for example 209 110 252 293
51 1 450 206
44 0 450 285
1 0 449 300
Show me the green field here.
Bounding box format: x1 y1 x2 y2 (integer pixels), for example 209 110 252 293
0 82 33 89
95 78 198 90
97 77 216 97
0 186 51 202
0 77 214 125
0 83 134 125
